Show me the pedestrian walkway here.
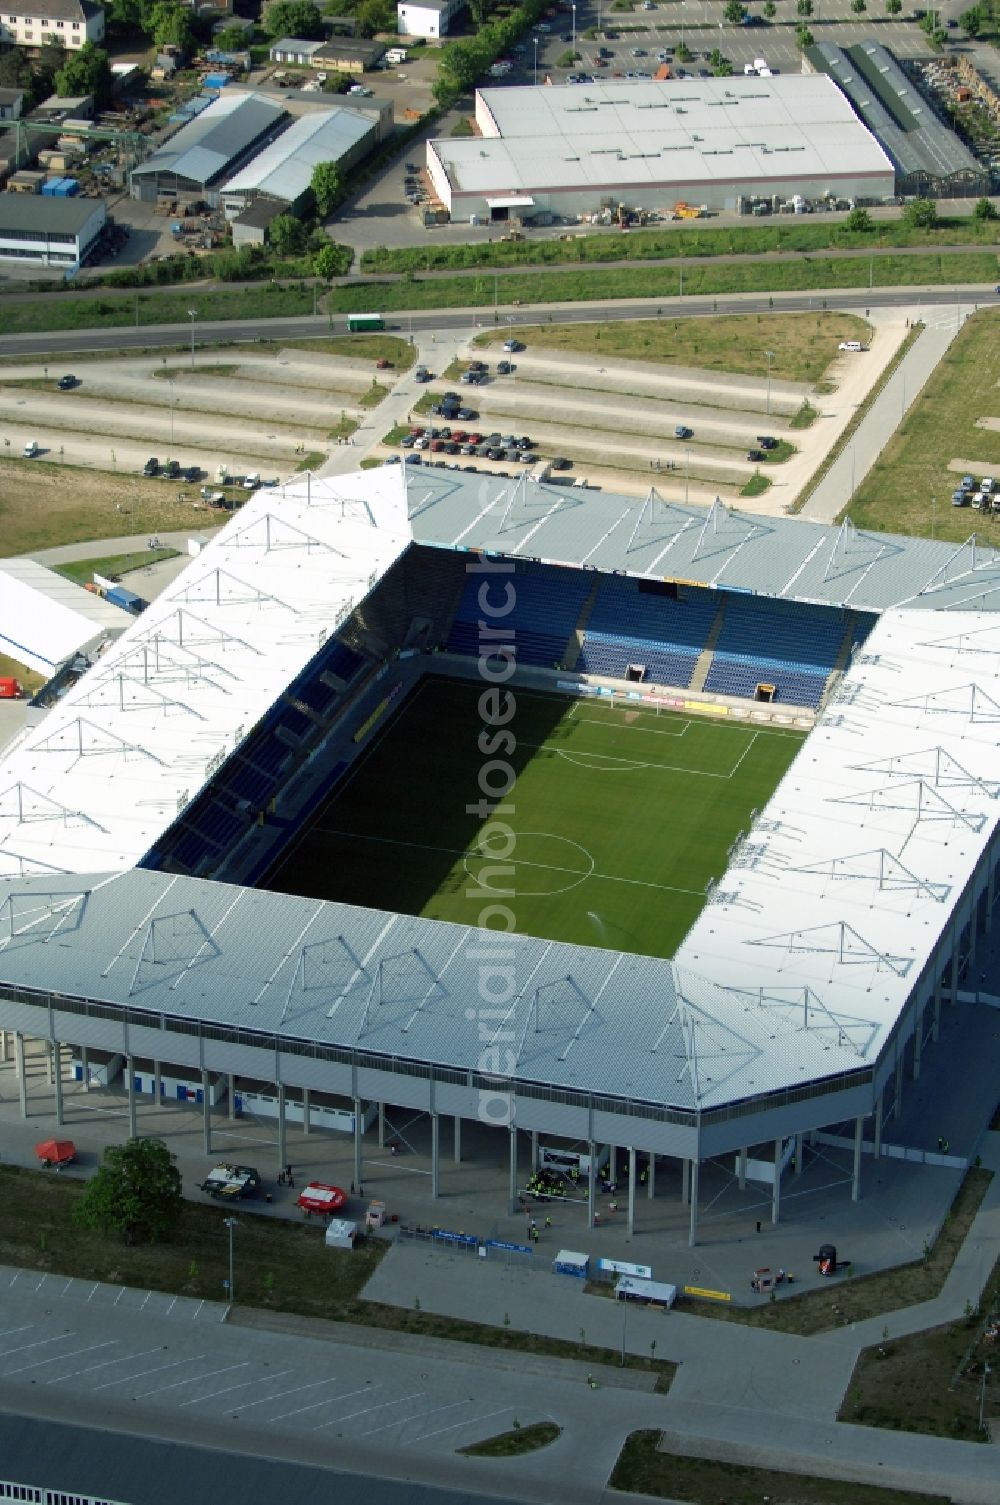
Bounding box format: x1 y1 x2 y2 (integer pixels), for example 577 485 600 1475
799 309 970 523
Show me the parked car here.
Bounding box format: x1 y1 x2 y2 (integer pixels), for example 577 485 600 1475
757 435 778 449
747 449 765 463
414 367 431 382
502 339 524 352
674 424 692 439
143 457 159 476
23 439 39 458
496 360 512 375
375 357 392 369
162 459 180 479
57 374 77 389
182 465 201 482
551 456 572 470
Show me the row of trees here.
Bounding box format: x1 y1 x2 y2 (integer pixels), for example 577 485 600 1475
434 0 548 106
262 0 395 42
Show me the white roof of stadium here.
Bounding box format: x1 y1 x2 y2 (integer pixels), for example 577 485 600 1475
0 473 410 880
0 558 132 677
433 76 892 197
222 108 373 202
1 469 1000 1113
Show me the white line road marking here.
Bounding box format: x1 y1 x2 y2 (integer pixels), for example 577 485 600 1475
46 1346 165 1384
232 1376 346 1413
131 1361 251 1400
356 1398 469 1439
92 1353 208 1391
7 1340 119 1375
268 1382 378 1423
178 1368 296 1408
0 1333 76 1359
0 1325 33 1340
316 1391 426 1432
414 1405 514 1445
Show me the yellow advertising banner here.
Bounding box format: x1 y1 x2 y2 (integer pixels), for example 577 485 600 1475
683 701 729 718
683 1285 731 1302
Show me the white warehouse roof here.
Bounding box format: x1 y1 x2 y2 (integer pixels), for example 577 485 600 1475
223 107 373 202
132 92 286 188
436 75 893 197
0 558 132 677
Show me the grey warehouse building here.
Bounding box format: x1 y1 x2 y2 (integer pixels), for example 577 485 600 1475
805 40 988 198
131 91 287 204
0 194 105 266
427 75 895 222
221 106 377 223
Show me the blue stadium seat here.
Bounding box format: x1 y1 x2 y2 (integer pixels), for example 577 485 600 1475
446 564 592 667
576 580 718 688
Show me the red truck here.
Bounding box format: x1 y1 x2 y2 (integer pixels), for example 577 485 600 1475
0 678 23 699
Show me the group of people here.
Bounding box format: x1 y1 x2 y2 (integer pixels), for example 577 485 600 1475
276 1164 295 1188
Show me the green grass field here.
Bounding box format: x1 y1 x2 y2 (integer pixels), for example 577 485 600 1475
266 679 804 958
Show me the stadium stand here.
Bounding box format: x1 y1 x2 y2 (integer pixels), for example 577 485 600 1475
343 545 468 658
703 596 854 708
447 562 593 667
576 580 719 687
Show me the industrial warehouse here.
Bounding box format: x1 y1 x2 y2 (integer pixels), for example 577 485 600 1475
0 468 997 1252
425 74 896 223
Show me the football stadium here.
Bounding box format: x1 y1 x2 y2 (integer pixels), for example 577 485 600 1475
0 467 998 1246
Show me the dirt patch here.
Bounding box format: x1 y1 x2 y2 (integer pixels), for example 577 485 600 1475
0 459 209 555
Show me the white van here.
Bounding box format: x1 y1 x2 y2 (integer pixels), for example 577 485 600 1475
839 340 864 352
23 439 39 458
385 47 408 63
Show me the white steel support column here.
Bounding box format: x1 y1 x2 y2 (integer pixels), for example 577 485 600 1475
153 1059 161 1104
608 1145 617 1184
378 1102 385 1148
228 1073 236 1121
302 1087 311 1135
0 1030 6 1063
126 1056 137 1139
14 1033 26 1117
794 1132 804 1177
80 1045 89 1092
277 1084 287 1176
431 1112 440 1199
354 1096 364 1189
647 1154 655 1199
873 1089 883 1161
681 1157 690 1205
688 1160 700 1247
202 1069 212 1157
627 1147 636 1241
509 1127 518 1215
771 1138 781 1226
45 1043 53 1086
587 1140 596 1229
53 1041 63 1126
454 1115 462 1163
530 1130 538 1172
737 1147 747 1190
852 1115 864 1202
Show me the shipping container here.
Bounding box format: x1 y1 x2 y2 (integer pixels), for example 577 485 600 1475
105 586 147 615
0 677 23 699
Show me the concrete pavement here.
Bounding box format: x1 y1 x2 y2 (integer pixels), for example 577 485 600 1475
799 306 972 523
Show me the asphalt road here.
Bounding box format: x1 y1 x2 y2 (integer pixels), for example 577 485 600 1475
0 286 990 359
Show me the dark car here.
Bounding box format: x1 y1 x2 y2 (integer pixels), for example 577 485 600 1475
502 339 524 353
551 456 572 470
405 453 422 465
182 465 201 483
442 390 460 402
57 374 77 389
414 368 431 382
162 460 180 479
497 360 512 375
469 360 487 372
757 436 778 450
746 449 765 463
143 457 159 477
401 434 416 448
457 407 476 421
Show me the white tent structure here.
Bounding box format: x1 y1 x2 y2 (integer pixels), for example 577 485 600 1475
0 558 132 678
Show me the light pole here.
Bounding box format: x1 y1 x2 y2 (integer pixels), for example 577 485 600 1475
764 349 775 416
533 35 539 84
979 1362 991 1433
187 308 196 370
685 446 690 506
223 1216 238 1306
572 3 576 51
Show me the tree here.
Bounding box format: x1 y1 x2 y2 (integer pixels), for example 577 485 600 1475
851 0 865 11
884 0 902 13
149 2 196 50
311 159 342 217
355 0 395 35
845 206 874 231
55 42 112 108
214 23 248 52
74 1138 181 1245
313 242 343 277
709 47 733 75
723 0 747 21
903 196 938 229
959 5 983 35
674 40 691 62
972 196 997 220
796 0 813 14
795 23 814 44
269 213 307 255
104 0 146 33
263 1 324 40
763 0 776 15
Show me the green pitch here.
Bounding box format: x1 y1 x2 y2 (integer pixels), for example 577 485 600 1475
266 678 806 959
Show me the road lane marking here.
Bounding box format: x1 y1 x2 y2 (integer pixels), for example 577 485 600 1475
356 1398 468 1438
178 1369 296 1408
8 1340 118 1375
268 1383 377 1422
92 1353 208 1391
316 1392 426 1431
227 1376 344 1412
0 1334 76 1359
0 1325 33 1340
45 1346 165 1384
131 1361 251 1400
414 1405 513 1444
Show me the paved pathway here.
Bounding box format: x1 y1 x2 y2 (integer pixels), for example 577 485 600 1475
799 307 971 523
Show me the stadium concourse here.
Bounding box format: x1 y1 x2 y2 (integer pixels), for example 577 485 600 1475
1 467 1000 1247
